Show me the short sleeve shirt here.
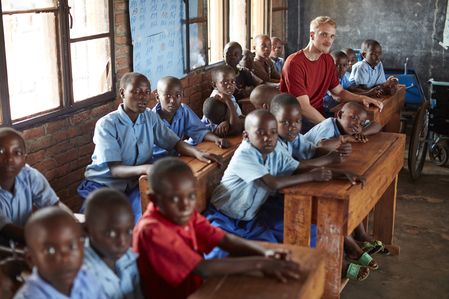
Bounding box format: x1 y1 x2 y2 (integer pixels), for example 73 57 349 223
132 204 225 299
84 104 180 191
234 67 258 100
210 140 299 221
277 134 316 161
304 118 342 146
280 51 340 114
253 56 281 83
349 60 386 88
210 89 243 116
0 165 59 229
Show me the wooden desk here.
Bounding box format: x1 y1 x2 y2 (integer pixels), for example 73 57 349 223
139 135 242 212
238 97 256 115
188 242 325 299
282 132 405 299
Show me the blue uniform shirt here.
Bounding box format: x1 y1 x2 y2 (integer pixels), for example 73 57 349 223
13 267 105 299
152 103 209 159
83 242 143 299
304 118 342 146
349 60 386 89
277 134 316 161
201 89 243 131
210 140 299 221
84 104 180 191
271 57 284 74
0 165 59 229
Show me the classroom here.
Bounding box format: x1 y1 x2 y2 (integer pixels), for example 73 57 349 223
1 0 449 298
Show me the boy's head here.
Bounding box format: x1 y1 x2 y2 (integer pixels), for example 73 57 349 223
0 128 26 182
270 94 302 142
156 76 183 116
148 158 196 226
224 41 243 68
0 258 31 299
361 39 382 67
243 109 278 156
309 16 337 54
240 49 255 69
331 51 349 78
85 188 134 262
336 102 368 135
270 37 284 58
25 207 84 294
203 96 228 125
342 48 357 72
119 72 151 115
249 84 281 110
211 65 236 96
254 35 271 59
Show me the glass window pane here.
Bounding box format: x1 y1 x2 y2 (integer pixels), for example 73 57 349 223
229 0 247 49
71 38 112 102
3 13 61 121
250 0 265 50
189 23 207 69
207 0 223 64
2 0 57 12
69 0 109 38
189 0 204 18
271 10 285 41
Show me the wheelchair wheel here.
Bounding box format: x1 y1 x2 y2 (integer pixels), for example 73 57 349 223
408 101 430 180
429 137 449 166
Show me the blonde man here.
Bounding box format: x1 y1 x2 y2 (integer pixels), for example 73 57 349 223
280 16 383 132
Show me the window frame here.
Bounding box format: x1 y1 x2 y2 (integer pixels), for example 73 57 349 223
0 0 115 130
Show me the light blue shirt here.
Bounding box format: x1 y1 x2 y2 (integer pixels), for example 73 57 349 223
304 118 341 146
0 165 59 229
152 103 209 159
83 242 143 299
14 267 105 299
271 57 284 74
84 104 180 191
211 140 299 221
201 89 243 130
323 75 352 111
201 117 218 132
278 134 316 161
349 60 386 89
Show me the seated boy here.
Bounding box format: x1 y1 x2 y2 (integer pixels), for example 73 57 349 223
270 37 285 74
224 41 262 100
78 72 221 221
0 257 30 299
202 66 244 136
342 48 358 81
305 102 382 151
152 76 229 160
201 96 227 134
252 35 281 83
249 84 280 110
206 110 364 246
133 157 302 299
14 207 104 298
349 39 398 97
0 128 70 245
83 188 142 299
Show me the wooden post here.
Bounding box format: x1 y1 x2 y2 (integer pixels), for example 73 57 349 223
283 194 312 246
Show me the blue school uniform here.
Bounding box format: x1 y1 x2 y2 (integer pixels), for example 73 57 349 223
13 267 105 299
78 104 180 220
151 103 209 159
323 75 352 117
0 165 59 230
271 56 284 74
277 134 316 161
201 89 243 128
201 117 218 132
304 118 342 146
349 60 386 89
83 242 143 299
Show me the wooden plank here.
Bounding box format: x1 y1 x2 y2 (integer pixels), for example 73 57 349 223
188 242 325 299
373 176 398 246
284 194 312 246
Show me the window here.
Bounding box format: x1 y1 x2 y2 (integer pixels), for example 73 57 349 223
229 0 248 49
185 0 207 71
0 0 114 127
207 0 224 64
249 0 268 50
271 0 287 42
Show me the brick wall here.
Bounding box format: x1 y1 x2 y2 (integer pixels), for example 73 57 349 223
21 0 214 211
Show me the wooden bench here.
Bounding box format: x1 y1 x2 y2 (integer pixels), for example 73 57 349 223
282 132 405 299
188 242 325 299
139 135 243 212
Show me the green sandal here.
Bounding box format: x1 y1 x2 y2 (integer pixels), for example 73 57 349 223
346 263 370 281
349 252 379 270
360 240 384 255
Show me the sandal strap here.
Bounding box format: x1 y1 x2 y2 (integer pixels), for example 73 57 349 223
346 263 369 281
357 252 374 266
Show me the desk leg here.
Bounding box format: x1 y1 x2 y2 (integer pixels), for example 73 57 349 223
373 175 399 255
383 111 401 133
316 197 346 299
284 194 312 246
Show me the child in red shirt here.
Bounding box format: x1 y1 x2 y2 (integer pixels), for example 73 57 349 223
133 158 301 299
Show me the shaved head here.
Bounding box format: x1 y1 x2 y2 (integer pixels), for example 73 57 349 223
157 76 182 93
249 84 280 109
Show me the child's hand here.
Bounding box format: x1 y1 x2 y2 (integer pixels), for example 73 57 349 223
215 138 230 149
195 151 224 167
264 249 291 261
214 121 230 137
352 133 368 143
308 167 333 182
361 96 383 111
336 141 352 156
334 170 366 187
328 151 345 164
259 259 301 283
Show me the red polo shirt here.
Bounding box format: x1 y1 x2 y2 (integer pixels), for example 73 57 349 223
133 203 225 299
280 50 339 114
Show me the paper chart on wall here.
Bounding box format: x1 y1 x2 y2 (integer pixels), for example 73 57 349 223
129 0 185 87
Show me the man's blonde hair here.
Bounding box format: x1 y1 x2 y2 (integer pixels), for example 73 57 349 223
309 16 337 33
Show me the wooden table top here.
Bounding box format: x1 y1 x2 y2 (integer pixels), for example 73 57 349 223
188 242 325 299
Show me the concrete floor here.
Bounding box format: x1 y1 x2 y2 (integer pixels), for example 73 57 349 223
342 152 449 298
